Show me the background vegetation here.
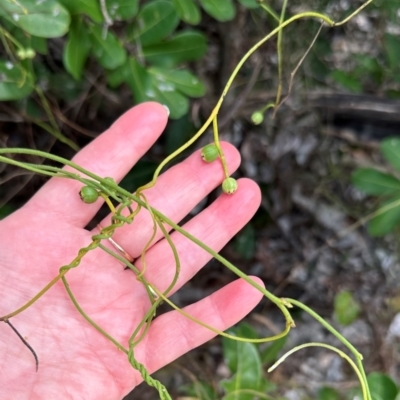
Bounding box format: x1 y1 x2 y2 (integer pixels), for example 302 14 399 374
1 0 400 399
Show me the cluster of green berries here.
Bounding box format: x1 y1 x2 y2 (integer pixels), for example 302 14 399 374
201 144 238 195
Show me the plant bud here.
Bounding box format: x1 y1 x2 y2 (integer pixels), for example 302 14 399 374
201 144 219 162
79 186 99 204
222 177 238 194
251 111 264 125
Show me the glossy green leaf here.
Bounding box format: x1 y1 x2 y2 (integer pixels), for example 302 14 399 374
90 25 126 70
149 67 205 97
150 84 188 119
110 57 188 117
143 30 207 67
0 60 33 100
237 0 259 9
221 340 262 400
171 0 201 24
199 0 236 22
334 290 360 326
381 137 400 172
0 0 70 38
132 0 179 46
63 17 91 80
351 168 400 195
121 58 151 103
368 194 400 236
367 372 398 400
106 0 139 21
58 0 103 23
7 27 48 55
384 33 400 72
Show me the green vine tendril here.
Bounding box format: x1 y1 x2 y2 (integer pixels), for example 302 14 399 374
0 2 374 399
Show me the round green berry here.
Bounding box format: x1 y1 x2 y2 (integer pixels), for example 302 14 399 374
222 177 238 195
17 48 35 60
79 186 99 204
251 111 264 125
201 144 219 162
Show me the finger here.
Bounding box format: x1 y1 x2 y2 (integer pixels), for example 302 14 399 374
136 179 261 294
26 102 169 227
97 142 242 257
139 277 264 374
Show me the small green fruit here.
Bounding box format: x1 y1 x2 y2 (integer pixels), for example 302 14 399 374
79 186 99 204
201 144 219 162
17 48 35 60
251 111 264 125
222 177 238 194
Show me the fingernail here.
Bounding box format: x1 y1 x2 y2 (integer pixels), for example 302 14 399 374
162 105 170 117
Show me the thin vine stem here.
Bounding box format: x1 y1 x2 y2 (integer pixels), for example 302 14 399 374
275 0 288 107
284 298 371 400
268 342 369 400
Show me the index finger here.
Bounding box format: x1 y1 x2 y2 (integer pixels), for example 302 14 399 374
25 102 169 227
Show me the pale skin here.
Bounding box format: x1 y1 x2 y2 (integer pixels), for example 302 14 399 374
0 102 264 399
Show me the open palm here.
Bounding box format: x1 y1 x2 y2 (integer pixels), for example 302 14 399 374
0 103 263 400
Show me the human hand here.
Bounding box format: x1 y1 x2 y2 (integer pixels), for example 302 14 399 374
0 102 263 400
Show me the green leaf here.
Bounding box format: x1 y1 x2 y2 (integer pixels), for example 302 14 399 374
221 340 262 400
260 336 287 365
108 59 192 119
58 0 103 23
233 224 256 260
133 0 179 46
317 387 340 400
0 0 70 38
367 372 398 400
351 168 400 196
120 57 152 103
149 67 205 97
90 25 126 70
237 0 259 9
199 0 236 22
63 17 91 80
381 137 400 172
384 33 400 72
171 0 201 24
106 0 139 21
143 30 207 67
150 84 188 119
331 70 362 93
7 27 48 55
232 323 258 341
30 36 48 54
334 290 360 326
368 194 400 236
0 60 33 100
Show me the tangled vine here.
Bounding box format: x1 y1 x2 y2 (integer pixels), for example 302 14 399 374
0 2 374 399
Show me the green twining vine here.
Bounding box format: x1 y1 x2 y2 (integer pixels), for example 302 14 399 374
0 2 374 399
